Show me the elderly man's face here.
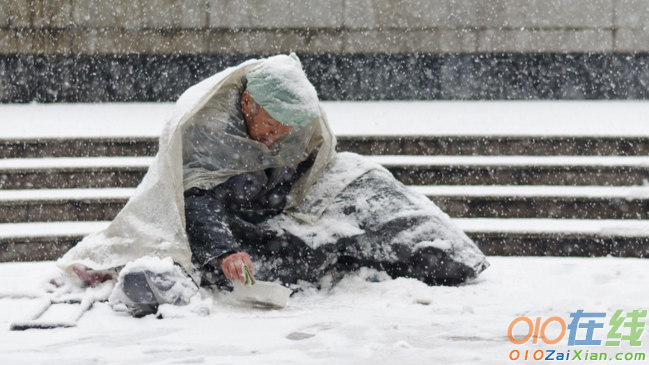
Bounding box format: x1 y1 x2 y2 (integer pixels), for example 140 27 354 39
241 90 292 146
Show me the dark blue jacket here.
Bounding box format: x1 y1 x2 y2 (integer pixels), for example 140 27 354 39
184 154 315 266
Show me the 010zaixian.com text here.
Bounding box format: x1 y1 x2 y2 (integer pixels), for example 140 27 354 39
508 310 646 361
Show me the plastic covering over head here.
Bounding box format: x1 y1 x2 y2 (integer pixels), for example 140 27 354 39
57 56 341 275
182 69 323 209
245 53 320 127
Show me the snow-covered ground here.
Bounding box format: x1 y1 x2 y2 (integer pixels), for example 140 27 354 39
0 257 647 365
2 101 649 138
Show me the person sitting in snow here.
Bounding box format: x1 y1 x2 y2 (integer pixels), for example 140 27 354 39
59 54 489 317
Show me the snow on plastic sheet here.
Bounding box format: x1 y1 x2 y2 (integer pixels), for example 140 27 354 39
266 157 488 274
386 175 488 273
287 152 388 224
246 53 320 125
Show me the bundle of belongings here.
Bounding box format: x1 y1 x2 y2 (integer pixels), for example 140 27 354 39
57 53 489 317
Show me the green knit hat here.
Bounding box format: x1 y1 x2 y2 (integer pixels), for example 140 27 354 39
246 53 320 127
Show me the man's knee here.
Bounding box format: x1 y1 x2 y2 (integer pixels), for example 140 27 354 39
111 265 199 318
119 270 160 317
385 247 475 286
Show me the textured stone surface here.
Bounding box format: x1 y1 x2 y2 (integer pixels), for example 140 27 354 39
209 0 343 29
0 0 9 28
32 0 72 28
616 0 649 28
478 29 613 52
0 31 15 53
138 30 207 53
5 0 74 28
8 0 32 28
345 0 613 29
5 30 72 54
72 0 143 29
615 28 649 51
73 0 207 29
477 0 613 28
73 29 207 54
207 30 343 54
140 0 207 29
72 29 142 54
345 30 477 53
0 0 645 55
345 0 478 29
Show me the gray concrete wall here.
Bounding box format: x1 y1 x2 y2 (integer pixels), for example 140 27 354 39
2 0 649 54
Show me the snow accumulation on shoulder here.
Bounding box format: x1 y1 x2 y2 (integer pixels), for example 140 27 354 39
1 257 648 365
2 101 649 139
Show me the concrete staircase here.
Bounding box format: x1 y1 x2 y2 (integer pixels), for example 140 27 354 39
2 135 649 262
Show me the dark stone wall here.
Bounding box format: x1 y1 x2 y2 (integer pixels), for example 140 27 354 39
3 53 649 102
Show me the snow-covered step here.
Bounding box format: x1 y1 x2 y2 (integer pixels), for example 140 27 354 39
0 188 134 223
0 157 154 170
0 221 110 262
2 219 649 262
412 185 649 198
456 218 649 257
337 136 649 157
368 155 649 167
367 155 649 186
0 157 152 189
0 137 158 159
4 155 649 189
4 135 649 158
0 188 135 201
461 218 649 257
455 218 649 237
0 221 110 240
414 185 649 219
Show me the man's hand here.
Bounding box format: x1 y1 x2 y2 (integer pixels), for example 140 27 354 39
219 252 254 283
72 264 113 288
